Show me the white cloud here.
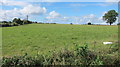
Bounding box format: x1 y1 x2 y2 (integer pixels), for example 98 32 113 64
69 16 81 24
0 8 26 21
83 14 95 19
65 14 105 25
11 0 119 2
70 4 86 7
46 11 61 19
20 5 46 15
0 0 61 3
86 20 91 23
45 11 62 23
44 12 118 25
1 0 117 8
79 14 106 24
106 0 119 2
0 0 29 7
0 0 47 21
1 0 118 25
41 0 60 2
70 2 117 7
45 13 105 24
0 5 47 21
98 11 107 20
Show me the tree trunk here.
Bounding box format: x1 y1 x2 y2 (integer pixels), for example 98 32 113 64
110 23 112 25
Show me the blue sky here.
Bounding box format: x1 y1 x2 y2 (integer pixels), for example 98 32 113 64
0 0 118 25
41 2 117 16
4 0 119 2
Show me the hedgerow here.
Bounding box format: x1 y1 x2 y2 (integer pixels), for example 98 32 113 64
2 43 119 66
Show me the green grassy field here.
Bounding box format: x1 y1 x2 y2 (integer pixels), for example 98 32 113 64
2 24 118 57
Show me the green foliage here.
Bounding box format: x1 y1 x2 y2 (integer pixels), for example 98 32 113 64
103 10 118 25
12 22 19 26
88 22 91 25
0 18 34 27
13 18 23 25
1 21 12 27
90 56 103 65
117 23 120 25
75 43 97 65
100 54 120 65
2 43 119 66
23 20 32 24
109 44 118 54
23 20 28 24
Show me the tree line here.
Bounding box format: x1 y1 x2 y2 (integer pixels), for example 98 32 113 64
0 18 57 27
0 18 34 27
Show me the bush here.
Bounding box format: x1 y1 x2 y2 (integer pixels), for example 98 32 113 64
51 23 56 24
13 18 22 25
74 43 97 65
88 22 91 25
1 23 12 27
109 44 118 53
70 23 73 25
12 22 19 26
2 43 120 66
117 23 120 25
0 18 35 27
2 53 46 66
90 56 103 65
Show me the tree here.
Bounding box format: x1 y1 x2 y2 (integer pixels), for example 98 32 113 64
12 18 23 25
18 18 23 25
12 18 18 23
117 23 120 25
103 10 118 25
88 22 91 25
23 20 28 24
70 23 73 25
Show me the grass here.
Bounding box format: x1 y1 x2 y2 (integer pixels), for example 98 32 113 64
2 24 118 57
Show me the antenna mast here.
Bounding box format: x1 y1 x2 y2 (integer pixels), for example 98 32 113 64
26 15 28 21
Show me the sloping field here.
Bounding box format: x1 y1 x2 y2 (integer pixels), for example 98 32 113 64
2 24 118 56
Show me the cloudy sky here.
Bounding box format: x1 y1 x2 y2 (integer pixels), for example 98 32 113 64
0 0 119 25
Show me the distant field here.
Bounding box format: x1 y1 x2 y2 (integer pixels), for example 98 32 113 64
2 24 118 57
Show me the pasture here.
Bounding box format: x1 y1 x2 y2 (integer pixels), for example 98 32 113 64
2 24 118 57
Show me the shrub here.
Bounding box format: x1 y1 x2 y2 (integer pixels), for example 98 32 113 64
49 49 75 65
51 23 56 24
109 44 118 53
90 56 103 65
12 22 19 26
88 22 91 25
2 54 46 66
74 43 97 65
13 18 23 25
2 43 120 66
70 23 73 25
99 54 119 65
117 23 120 25
2 23 12 27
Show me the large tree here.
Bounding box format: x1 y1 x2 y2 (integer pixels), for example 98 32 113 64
12 18 23 25
103 10 118 25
